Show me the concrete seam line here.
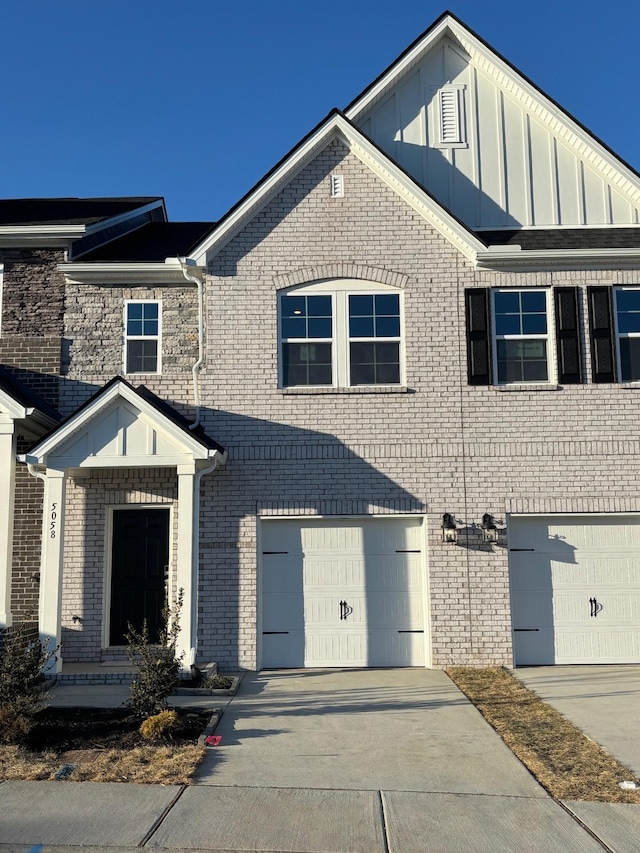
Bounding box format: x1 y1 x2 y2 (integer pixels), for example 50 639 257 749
138 783 187 847
554 799 615 853
378 790 391 853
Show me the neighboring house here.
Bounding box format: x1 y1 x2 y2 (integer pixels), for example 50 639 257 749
4 12 640 673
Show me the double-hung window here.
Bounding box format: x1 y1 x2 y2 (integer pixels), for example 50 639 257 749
614 288 640 381
124 300 161 374
279 281 403 388
349 294 401 385
281 294 333 386
492 289 550 384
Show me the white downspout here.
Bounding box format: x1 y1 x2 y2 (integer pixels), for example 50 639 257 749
178 258 205 431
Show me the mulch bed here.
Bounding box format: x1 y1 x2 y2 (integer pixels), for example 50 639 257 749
25 707 212 752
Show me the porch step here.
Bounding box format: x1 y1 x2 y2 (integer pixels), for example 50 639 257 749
53 661 218 687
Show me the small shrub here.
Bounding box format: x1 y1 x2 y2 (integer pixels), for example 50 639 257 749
139 710 179 741
0 624 54 744
203 673 233 690
126 590 185 718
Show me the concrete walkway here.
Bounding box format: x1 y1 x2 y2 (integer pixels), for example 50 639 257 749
514 665 640 776
1 668 640 852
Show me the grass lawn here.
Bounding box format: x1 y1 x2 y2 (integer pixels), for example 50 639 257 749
448 666 640 803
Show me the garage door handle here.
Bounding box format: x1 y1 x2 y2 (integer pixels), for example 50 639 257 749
590 597 603 618
339 600 353 621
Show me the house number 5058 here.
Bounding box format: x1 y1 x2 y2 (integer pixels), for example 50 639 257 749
50 503 58 539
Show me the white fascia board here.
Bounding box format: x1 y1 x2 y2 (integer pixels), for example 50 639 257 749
0 225 85 248
345 16 452 120
58 262 201 285
477 247 640 270
191 117 344 265
0 388 28 420
191 113 484 265
24 380 216 466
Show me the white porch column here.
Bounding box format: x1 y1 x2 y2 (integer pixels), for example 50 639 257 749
176 463 196 670
38 468 66 672
0 422 16 628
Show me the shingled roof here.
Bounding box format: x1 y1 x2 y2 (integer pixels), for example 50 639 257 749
0 198 163 227
75 221 216 262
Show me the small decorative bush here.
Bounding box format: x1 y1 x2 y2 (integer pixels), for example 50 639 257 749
0 623 54 744
203 673 233 690
139 709 179 741
126 590 185 718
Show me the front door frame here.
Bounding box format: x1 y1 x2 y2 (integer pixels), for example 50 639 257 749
103 503 174 650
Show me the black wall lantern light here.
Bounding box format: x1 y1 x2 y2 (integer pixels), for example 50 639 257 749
481 513 498 544
441 513 458 544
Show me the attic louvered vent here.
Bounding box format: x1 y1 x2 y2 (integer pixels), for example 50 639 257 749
330 174 344 198
435 86 466 148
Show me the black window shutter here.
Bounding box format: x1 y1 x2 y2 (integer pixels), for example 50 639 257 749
465 288 492 385
587 287 616 383
554 287 582 384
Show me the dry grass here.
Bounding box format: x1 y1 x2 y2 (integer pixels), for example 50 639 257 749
0 743 205 784
447 666 640 802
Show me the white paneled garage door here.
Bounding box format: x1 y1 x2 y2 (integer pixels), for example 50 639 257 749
260 517 427 668
510 515 640 665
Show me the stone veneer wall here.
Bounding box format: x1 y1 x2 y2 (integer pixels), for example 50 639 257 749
1 248 64 628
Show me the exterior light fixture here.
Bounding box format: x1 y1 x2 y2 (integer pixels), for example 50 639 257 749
481 513 498 544
441 513 457 544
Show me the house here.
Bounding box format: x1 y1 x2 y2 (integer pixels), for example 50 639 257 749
3 12 640 674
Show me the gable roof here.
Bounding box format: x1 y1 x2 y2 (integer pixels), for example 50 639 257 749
344 12 640 230
22 376 226 469
190 109 487 266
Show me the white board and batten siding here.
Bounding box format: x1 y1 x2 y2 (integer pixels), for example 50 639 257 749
509 516 640 665
260 517 427 669
355 36 640 229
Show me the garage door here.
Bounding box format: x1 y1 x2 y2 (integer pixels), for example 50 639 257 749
260 517 426 668
510 515 640 665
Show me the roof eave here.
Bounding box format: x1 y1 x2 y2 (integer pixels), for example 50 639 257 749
476 247 640 270
58 260 204 285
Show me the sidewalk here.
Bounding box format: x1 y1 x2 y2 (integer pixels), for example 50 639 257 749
2 669 640 852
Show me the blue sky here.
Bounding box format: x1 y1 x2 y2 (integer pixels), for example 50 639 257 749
1 0 638 222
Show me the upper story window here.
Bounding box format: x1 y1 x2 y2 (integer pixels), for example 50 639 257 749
614 288 640 381
279 281 403 388
124 300 161 374
492 289 551 384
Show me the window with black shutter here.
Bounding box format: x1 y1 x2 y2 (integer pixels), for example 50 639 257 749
465 288 491 385
587 287 616 383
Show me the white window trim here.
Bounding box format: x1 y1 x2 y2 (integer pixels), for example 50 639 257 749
614 286 640 382
491 288 555 386
123 299 162 375
278 279 404 389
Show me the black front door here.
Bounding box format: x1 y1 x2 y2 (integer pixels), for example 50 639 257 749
110 508 170 645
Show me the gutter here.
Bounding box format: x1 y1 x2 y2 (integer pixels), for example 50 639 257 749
476 246 640 270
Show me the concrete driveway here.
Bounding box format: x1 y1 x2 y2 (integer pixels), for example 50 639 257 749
195 667 543 794
514 665 640 776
